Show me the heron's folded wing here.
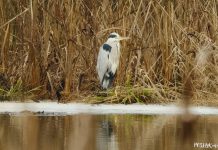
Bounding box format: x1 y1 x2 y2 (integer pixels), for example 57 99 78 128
97 47 110 83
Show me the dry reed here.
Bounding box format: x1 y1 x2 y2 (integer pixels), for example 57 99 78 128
0 0 217 103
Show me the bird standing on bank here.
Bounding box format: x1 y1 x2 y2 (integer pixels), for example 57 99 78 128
96 32 129 89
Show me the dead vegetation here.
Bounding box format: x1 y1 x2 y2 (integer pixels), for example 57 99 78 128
0 0 218 103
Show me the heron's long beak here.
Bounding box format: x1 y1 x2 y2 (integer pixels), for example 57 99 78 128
118 37 130 41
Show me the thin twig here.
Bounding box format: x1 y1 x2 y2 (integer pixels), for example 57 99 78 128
0 8 29 29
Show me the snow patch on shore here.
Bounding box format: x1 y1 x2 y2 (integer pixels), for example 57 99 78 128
0 102 218 115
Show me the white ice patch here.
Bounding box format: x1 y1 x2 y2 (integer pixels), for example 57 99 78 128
0 102 218 115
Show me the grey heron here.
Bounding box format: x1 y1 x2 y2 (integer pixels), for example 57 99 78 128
96 32 129 89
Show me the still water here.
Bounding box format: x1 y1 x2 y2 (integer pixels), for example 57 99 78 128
0 114 218 150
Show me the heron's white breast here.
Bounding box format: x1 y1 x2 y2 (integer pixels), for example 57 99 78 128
108 42 120 74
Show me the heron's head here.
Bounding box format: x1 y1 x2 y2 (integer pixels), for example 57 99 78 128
108 32 120 39
107 32 130 42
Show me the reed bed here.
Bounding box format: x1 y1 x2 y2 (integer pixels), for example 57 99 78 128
0 0 217 103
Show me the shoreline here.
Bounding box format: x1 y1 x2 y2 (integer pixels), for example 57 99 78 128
1 101 218 115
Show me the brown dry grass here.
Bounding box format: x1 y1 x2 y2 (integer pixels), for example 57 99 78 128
0 0 218 103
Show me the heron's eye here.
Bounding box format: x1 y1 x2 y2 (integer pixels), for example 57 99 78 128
108 35 117 38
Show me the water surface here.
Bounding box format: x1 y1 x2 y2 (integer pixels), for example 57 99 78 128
1 114 218 150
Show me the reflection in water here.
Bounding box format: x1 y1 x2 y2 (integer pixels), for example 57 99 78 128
96 119 118 150
0 114 218 150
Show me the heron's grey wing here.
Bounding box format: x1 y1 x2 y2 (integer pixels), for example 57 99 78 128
97 47 110 83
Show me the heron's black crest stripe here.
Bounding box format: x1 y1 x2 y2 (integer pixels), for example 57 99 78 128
108 34 117 38
103 44 112 52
